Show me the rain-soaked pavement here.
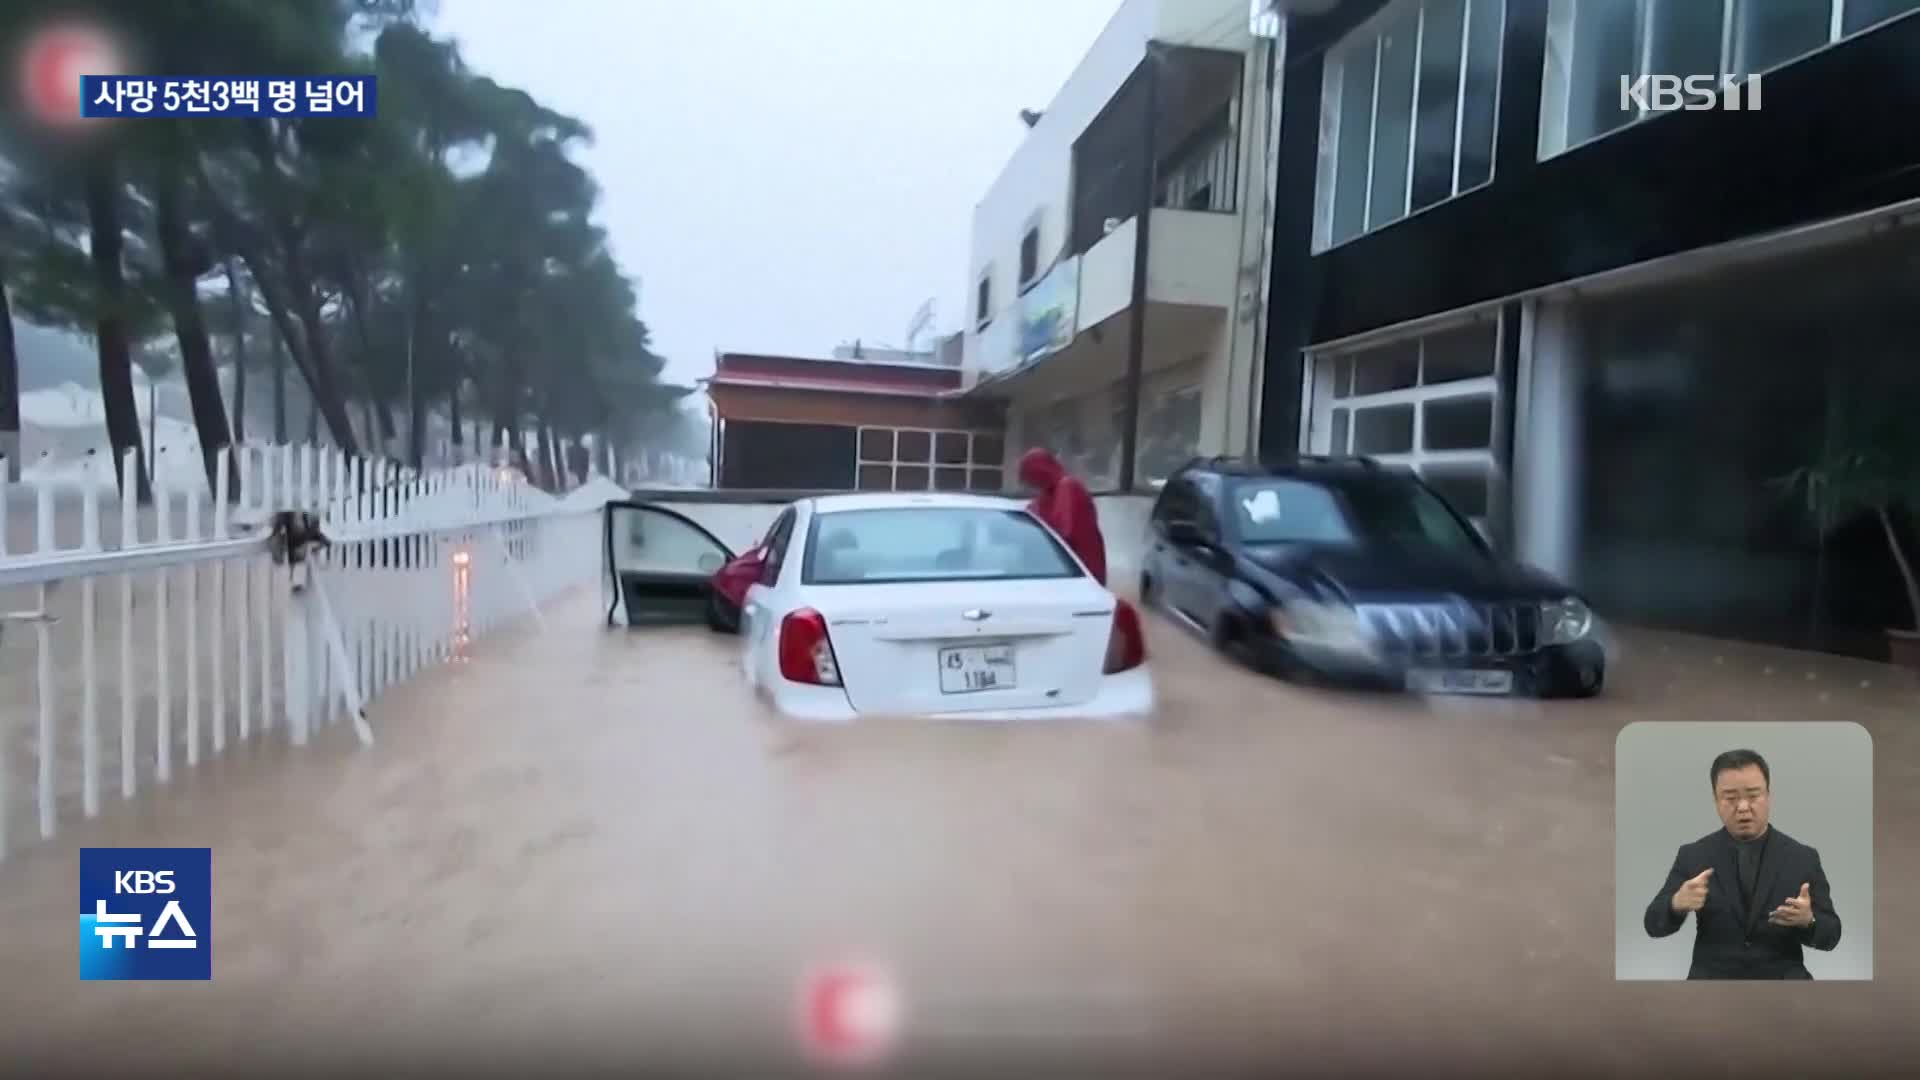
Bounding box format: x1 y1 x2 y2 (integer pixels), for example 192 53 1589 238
0 589 1917 1077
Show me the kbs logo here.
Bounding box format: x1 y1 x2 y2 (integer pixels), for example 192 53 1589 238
1620 73 1763 113
79 848 211 981
114 869 176 894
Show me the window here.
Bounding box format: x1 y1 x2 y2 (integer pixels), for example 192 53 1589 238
803 508 1082 585
1369 6 1418 231
1228 479 1354 544
1308 316 1502 534
1153 472 1197 523
1315 0 1506 251
1342 476 1488 557
1018 226 1041 287
608 505 731 577
975 271 993 329
1187 470 1224 539
1411 0 1466 209
1158 113 1238 213
1733 0 1832 74
856 426 1005 492
1420 463 1491 519
1844 0 1920 35
759 508 797 585
1539 0 1920 159
1138 383 1204 485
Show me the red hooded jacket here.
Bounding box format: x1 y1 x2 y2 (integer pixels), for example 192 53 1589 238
1018 448 1107 585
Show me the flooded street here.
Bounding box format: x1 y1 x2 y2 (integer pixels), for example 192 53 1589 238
0 590 1916 1075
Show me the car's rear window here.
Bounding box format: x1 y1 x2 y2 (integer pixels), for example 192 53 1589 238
802 507 1083 585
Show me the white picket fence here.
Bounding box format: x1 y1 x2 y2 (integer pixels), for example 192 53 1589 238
0 442 623 860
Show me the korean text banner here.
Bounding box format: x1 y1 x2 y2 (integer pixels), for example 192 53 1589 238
79 847 211 981
79 76 377 118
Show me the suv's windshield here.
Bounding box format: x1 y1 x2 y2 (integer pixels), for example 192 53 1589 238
803 507 1083 585
1227 479 1355 544
1339 478 1486 557
1226 476 1484 556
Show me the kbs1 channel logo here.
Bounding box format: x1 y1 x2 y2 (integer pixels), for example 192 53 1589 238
79 848 212 981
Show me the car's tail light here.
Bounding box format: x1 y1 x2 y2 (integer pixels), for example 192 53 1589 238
779 607 842 686
1104 599 1147 674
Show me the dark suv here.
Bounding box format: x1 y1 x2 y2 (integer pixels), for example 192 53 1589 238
1139 456 1605 698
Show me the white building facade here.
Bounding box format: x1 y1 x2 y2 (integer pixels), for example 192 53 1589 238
960 0 1277 490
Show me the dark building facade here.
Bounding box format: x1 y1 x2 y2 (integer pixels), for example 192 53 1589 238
1257 0 1920 659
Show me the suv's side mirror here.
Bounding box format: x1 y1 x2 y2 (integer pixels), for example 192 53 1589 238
1165 519 1208 547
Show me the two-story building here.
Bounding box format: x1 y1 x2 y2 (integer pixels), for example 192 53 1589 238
1254 0 1920 660
960 0 1276 491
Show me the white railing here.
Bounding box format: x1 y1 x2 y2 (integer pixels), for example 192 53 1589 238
0 442 620 861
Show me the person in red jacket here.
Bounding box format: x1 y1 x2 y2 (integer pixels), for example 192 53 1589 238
1017 447 1107 584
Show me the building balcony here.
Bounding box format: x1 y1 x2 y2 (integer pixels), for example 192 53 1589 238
1078 207 1240 326
965 212 1236 403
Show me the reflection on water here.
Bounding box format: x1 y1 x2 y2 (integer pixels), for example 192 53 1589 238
452 548 472 662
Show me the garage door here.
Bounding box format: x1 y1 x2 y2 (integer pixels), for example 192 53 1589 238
1304 315 1502 534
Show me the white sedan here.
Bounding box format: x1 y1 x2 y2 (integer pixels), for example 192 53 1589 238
603 492 1153 721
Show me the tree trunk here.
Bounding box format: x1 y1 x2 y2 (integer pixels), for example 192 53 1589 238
291 290 358 452
1880 507 1920 633
374 396 397 449
338 267 393 455
490 338 525 452
522 425 540 488
85 157 150 502
406 293 427 468
205 179 328 447
224 261 249 444
247 120 358 454
306 394 319 444
448 376 463 457
155 175 236 494
0 260 20 481
235 246 317 438
271 318 287 443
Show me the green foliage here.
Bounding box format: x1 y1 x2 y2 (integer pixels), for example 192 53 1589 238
1771 369 1920 630
1 0 674 472
1772 375 1920 528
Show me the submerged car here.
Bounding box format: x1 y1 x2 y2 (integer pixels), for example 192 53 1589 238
605 493 1153 721
1139 456 1605 698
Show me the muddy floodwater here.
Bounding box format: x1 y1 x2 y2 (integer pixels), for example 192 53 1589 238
0 589 1916 1076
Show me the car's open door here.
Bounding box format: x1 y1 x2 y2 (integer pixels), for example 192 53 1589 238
602 500 736 627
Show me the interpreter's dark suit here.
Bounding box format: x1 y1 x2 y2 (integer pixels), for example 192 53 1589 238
1644 827 1842 979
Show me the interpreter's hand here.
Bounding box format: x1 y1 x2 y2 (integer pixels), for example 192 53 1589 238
1670 868 1713 914
1768 882 1814 928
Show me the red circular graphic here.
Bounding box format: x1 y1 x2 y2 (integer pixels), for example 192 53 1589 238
799 963 901 1067
18 20 126 129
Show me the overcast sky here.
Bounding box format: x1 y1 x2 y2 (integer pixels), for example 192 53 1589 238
435 0 1122 388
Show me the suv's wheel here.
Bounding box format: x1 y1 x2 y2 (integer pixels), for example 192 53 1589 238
1212 615 1260 672
1559 662 1605 699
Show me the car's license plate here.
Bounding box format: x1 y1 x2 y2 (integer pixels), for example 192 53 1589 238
1406 668 1514 695
939 643 1016 694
